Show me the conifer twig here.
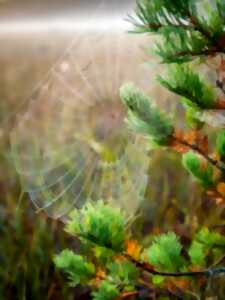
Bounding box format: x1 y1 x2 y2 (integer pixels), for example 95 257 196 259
210 253 225 268
126 254 225 278
120 291 139 299
172 136 225 174
216 80 225 95
167 48 224 61
120 288 184 300
75 229 225 279
187 13 212 41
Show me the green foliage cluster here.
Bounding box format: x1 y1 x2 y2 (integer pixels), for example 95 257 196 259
54 203 139 299
55 202 225 299
182 151 214 187
92 281 119 300
66 201 126 252
144 233 185 272
54 250 95 287
55 0 225 299
121 0 225 190
158 65 216 109
189 228 225 266
120 83 174 145
131 0 225 63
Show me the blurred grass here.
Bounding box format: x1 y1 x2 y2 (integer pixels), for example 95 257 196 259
0 149 74 299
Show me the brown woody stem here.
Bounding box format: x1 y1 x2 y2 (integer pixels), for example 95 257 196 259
173 136 225 174
126 254 225 278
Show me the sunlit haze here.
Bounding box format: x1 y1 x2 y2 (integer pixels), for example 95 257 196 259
0 0 135 33
0 17 132 33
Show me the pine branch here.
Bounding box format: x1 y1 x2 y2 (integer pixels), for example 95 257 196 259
217 33 225 50
132 0 225 62
189 13 225 53
216 57 225 96
216 80 225 96
129 16 195 33
121 286 185 300
73 232 225 280
131 11 212 41
187 13 212 41
120 83 174 145
172 135 225 173
210 254 225 268
159 65 216 110
120 291 139 299
167 47 224 60
126 254 225 278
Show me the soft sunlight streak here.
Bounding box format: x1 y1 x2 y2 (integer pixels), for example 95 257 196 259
0 17 132 33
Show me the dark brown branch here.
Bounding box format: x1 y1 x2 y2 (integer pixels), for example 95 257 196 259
120 291 139 299
173 136 225 174
168 48 224 60
126 254 225 278
211 224 225 229
211 254 225 268
74 229 225 281
140 22 195 32
188 13 212 41
120 286 185 300
217 33 225 51
216 57 225 96
133 9 212 38
216 80 225 96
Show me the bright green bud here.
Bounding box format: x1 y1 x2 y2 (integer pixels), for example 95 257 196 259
120 83 174 145
182 151 214 188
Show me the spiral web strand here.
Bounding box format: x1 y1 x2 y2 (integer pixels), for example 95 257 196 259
10 2 151 220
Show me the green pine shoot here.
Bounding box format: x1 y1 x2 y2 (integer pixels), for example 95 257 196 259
120 83 174 145
144 232 185 272
66 201 127 252
158 65 216 109
131 0 225 63
188 241 207 266
196 227 225 247
107 260 139 288
182 151 214 188
54 250 95 287
92 281 119 300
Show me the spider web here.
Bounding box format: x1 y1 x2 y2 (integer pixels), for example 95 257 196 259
10 1 151 220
